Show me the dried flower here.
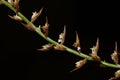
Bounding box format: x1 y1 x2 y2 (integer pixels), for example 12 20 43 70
73 32 81 52
70 59 87 72
8 14 22 21
54 44 66 51
31 8 43 23
37 43 53 51
111 41 119 64
41 17 49 37
89 38 101 62
58 25 66 44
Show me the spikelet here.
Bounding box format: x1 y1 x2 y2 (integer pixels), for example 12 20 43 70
109 70 120 80
37 43 53 51
8 14 22 21
90 38 101 62
73 32 81 52
13 0 20 12
31 8 43 23
41 17 49 37
111 41 119 64
58 25 66 44
70 59 87 72
54 44 66 51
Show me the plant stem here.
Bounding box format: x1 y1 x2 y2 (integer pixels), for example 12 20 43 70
1 0 120 69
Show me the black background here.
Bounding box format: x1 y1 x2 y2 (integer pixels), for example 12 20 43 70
0 0 120 80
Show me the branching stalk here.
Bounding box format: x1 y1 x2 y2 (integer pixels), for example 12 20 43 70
1 0 120 69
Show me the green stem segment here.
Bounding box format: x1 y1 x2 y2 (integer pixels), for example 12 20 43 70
1 0 120 69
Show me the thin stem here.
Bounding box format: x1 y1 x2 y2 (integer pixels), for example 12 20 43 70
1 0 120 69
